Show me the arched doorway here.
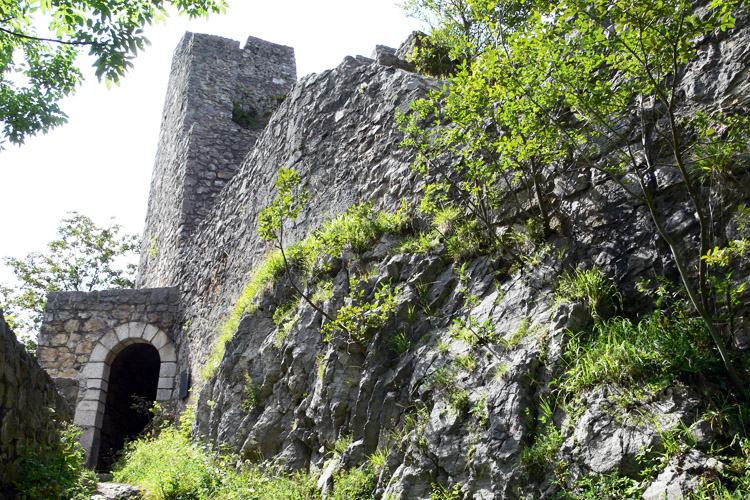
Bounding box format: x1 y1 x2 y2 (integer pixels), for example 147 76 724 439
73 321 177 469
96 343 161 471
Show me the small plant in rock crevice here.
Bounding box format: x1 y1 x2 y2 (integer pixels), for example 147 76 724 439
555 266 620 319
242 372 261 413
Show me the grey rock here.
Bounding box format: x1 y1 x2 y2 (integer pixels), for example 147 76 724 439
642 449 724 500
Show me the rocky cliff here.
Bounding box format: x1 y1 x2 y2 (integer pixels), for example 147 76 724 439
185 14 750 500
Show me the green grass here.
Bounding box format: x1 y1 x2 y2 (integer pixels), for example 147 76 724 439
116 421 390 500
555 267 620 318
559 311 718 396
113 427 218 500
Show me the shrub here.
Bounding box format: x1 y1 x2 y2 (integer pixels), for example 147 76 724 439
15 423 96 500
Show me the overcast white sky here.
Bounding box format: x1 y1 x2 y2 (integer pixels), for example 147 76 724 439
0 1 424 283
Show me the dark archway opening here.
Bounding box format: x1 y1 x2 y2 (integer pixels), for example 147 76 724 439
97 343 160 471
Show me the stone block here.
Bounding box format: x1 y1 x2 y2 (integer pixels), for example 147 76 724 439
87 378 108 392
115 324 131 343
76 399 103 414
156 389 172 401
159 347 177 362
89 343 109 363
81 362 109 380
157 377 173 389
128 322 147 338
82 318 105 332
99 331 119 352
74 409 103 427
142 324 159 343
63 319 81 333
151 331 169 350
159 362 178 378
81 388 107 403
51 333 69 346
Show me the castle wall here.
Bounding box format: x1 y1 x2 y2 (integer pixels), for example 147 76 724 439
0 311 71 494
36 288 180 467
137 33 296 288
164 57 440 390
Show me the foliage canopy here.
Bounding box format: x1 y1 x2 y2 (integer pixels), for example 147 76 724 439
1 212 139 346
0 0 226 148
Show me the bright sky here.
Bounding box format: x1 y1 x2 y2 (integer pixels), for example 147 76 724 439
0 1 424 283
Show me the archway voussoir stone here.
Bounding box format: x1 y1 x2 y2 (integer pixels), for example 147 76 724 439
121 337 140 347
81 361 109 380
150 331 169 350
90 343 109 363
142 324 159 342
158 346 177 362
99 331 119 351
128 322 147 338
115 324 133 343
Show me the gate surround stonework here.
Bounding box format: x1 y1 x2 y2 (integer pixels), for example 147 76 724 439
37 288 179 467
75 321 176 466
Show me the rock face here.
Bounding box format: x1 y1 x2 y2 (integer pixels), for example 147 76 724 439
187 17 750 500
29 11 750 499
0 310 71 498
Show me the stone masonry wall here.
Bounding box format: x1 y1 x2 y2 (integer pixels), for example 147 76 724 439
137 33 297 288
0 310 71 496
37 288 180 407
163 55 442 391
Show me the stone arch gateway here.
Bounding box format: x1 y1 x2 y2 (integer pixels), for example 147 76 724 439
75 322 176 469
36 288 180 469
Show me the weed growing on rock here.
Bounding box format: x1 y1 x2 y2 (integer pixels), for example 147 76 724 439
273 295 301 345
559 311 718 396
555 267 620 319
390 331 412 355
242 373 261 413
323 277 399 349
330 466 376 500
430 482 462 500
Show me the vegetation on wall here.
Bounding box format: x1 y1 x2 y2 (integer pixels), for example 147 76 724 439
401 0 750 395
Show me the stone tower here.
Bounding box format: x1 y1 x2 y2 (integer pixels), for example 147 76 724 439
137 32 296 288
36 32 296 469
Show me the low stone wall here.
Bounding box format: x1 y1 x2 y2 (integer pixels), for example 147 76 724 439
0 310 71 497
